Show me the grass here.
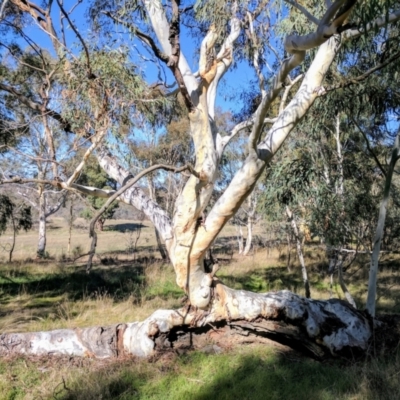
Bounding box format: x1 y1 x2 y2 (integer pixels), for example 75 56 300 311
2 344 400 399
1 218 400 398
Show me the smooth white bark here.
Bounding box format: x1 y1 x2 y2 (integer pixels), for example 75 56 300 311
286 206 310 298
37 189 47 257
366 131 400 316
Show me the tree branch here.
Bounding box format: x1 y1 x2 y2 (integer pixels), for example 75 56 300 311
351 117 387 177
344 9 400 40
45 191 67 218
284 0 320 26
103 6 194 112
0 82 71 131
207 14 241 119
143 0 198 99
324 50 400 94
284 0 356 53
56 0 92 76
86 163 199 271
65 125 109 186
217 117 277 156
101 12 169 63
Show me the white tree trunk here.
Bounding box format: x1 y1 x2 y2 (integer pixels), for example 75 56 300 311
366 131 400 316
286 206 311 298
243 216 253 256
334 115 356 308
37 188 47 258
236 224 244 255
243 195 257 256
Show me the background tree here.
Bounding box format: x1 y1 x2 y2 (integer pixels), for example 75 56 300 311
77 156 119 232
0 194 32 262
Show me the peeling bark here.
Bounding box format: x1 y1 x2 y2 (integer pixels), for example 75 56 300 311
0 289 373 360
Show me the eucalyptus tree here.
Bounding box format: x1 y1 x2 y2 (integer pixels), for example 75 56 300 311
0 194 32 262
1 0 400 360
0 57 67 257
77 155 119 232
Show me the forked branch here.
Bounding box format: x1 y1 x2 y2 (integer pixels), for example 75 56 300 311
86 163 199 271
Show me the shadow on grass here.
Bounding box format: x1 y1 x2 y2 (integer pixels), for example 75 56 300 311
0 265 145 303
220 265 311 295
105 222 147 232
51 349 400 400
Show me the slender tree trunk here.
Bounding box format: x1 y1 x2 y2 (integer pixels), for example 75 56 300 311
37 189 47 258
155 228 168 261
147 175 168 261
236 223 244 255
68 197 74 255
8 213 16 263
243 196 256 256
286 206 310 298
286 231 292 272
243 215 253 256
337 251 357 308
96 219 104 232
334 114 356 307
366 131 400 316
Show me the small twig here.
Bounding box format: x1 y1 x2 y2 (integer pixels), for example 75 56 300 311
53 376 70 399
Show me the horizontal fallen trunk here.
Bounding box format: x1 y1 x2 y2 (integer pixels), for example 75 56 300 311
0 288 377 360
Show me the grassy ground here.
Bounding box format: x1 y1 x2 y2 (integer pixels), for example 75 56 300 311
1 218 400 399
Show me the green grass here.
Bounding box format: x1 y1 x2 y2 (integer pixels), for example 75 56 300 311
2 346 400 399
1 219 400 399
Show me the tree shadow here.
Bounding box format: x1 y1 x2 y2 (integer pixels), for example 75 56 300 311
0 265 144 301
105 222 147 232
219 266 310 295
53 349 400 400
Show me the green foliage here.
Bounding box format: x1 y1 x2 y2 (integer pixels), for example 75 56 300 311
77 156 119 227
0 195 32 235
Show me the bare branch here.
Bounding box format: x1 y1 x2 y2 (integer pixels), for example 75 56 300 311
207 15 241 118
247 12 266 97
6 147 65 169
1 177 61 186
284 0 356 53
10 0 62 53
45 191 67 217
66 126 109 187
102 12 169 63
279 73 304 114
284 0 320 26
56 0 92 76
69 184 115 198
217 117 277 156
143 0 198 98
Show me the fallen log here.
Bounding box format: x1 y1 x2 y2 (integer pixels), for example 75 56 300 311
1 289 379 360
